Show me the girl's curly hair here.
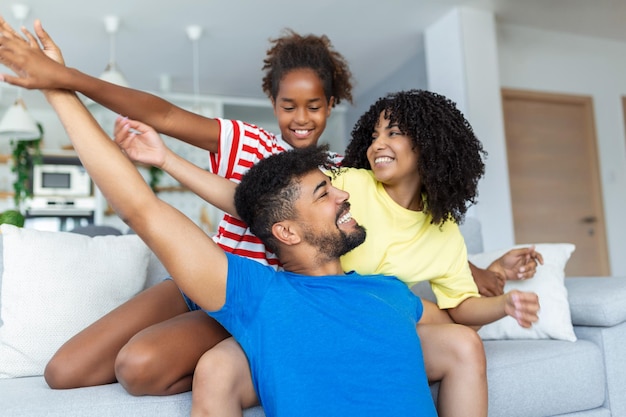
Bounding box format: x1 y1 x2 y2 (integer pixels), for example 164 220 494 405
261 29 354 107
343 89 486 226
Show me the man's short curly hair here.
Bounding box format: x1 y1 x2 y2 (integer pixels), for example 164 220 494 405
343 89 486 226
261 29 354 107
235 145 337 255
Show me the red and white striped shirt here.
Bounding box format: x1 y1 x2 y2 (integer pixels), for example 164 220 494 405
208 118 342 269
208 119 289 268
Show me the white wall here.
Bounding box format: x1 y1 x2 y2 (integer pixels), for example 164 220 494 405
497 24 626 276
425 8 515 252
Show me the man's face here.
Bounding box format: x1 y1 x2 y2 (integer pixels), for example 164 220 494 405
294 170 366 260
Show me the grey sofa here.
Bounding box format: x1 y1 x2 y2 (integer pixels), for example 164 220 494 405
1 221 625 417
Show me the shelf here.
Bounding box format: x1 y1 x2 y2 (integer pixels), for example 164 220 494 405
154 185 189 193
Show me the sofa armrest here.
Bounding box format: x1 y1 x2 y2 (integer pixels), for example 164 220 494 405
566 277 626 327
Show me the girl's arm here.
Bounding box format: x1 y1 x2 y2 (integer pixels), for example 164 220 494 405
114 117 239 216
0 18 220 152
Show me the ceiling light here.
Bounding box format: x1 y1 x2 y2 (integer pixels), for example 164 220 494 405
99 15 129 87
0 96 40 140
0 4 40 141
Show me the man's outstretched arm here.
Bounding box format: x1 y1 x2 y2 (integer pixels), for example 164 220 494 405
41 87 228 311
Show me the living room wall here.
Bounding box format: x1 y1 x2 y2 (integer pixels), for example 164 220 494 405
497 23 626 276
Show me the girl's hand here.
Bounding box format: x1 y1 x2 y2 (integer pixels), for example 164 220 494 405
114 116 168 168
0 18 66 89
489 246 544 281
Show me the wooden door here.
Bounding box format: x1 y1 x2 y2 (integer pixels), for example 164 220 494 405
502 89 609 276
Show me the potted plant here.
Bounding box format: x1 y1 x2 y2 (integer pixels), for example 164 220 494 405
149 166 163 192
10 122 43 213
0 209 25 227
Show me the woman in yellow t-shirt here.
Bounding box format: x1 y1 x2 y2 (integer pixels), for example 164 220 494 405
328 90 541 415
339 89 540 326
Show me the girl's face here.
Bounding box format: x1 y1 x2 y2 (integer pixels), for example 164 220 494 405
366 112 420 187
272 68 333 149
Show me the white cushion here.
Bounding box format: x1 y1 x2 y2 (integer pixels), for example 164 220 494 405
0 224 151 378
470 243 577 342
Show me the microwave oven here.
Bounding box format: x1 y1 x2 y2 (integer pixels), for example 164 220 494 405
32 164 93 197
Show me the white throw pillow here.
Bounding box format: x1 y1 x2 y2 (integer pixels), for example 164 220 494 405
470 243 577 342
0 224 151 378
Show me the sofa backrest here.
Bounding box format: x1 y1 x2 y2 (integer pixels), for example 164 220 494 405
459 216 483 255
0 217 484 298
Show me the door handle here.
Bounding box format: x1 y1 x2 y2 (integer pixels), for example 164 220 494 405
580 216 597 224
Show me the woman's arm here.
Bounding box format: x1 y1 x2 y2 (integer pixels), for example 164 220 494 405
447 291 540 328
0 17 220 152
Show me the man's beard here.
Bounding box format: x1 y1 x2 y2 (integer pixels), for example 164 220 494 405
303 222 366 261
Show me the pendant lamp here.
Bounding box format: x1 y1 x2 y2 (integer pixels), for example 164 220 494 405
0 96 40 140
99 15 129 87
0 4 40 141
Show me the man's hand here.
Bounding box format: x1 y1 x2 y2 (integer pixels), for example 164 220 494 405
504 290 540 328
489 246 544 281
0 17 66 89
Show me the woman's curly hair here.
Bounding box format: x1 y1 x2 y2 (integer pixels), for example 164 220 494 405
261 29 354 107
343 89 486 226
235 145 337 256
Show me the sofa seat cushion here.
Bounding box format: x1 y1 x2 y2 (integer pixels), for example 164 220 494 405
0 377 192 417
0 376 266 417
484 339 605 417
566 277 626 327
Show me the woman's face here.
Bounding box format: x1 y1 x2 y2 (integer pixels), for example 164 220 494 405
366 112 419 187
272 68 333 149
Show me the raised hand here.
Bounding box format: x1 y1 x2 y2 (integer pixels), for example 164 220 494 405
0 18 67 89
114 116 168 168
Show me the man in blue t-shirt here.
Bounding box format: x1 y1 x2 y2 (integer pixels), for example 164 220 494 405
205 145 437 416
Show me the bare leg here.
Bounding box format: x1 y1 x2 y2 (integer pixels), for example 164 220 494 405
45 280 188 389
45 279 230 396
115 309 230 395
419 323 487 417
192 338 259 417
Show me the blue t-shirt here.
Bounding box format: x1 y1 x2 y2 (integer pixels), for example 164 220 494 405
209 253 437 417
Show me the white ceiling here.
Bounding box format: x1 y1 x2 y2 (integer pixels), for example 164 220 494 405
1 0 625 106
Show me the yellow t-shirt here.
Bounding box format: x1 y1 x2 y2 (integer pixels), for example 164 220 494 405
333 168 479 309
